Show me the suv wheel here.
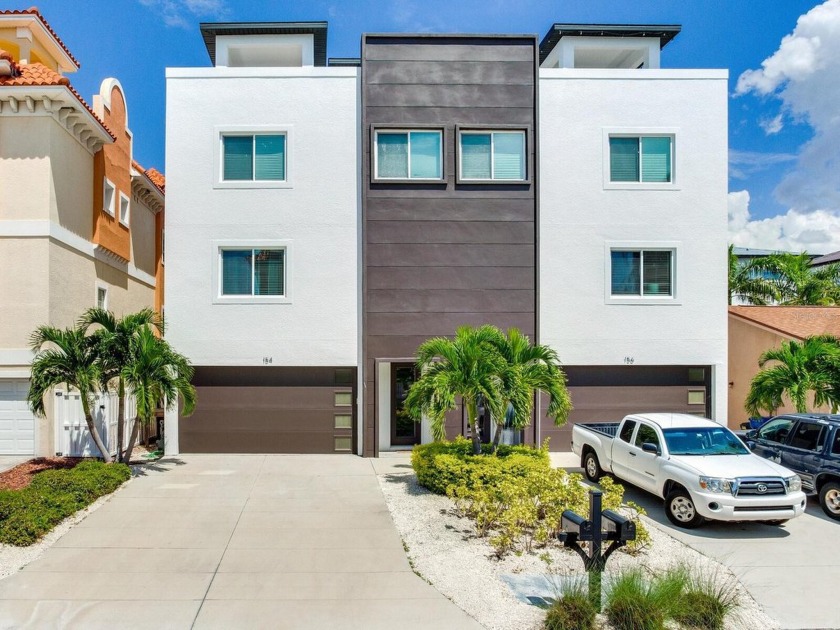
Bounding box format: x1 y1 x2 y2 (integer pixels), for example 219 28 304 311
819 482 840 521
665 488 705 529
583 451 602 482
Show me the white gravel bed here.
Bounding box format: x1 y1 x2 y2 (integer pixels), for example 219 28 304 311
378 472 779 630
0 476 131 581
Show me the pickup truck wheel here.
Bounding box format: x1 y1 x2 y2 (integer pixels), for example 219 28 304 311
819 482 840 521
665 489 705 529
583 451 603 482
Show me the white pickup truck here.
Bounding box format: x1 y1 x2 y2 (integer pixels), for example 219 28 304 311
571 413 807 528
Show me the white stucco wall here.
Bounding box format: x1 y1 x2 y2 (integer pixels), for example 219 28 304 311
165 67 359 367
538 69 729 421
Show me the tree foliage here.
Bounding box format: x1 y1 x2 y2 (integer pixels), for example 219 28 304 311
729 247 840 305
745 335 840 415
28 325 112 462
404 325 571 454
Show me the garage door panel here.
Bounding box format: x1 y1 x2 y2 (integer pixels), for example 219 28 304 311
0 379 35 455
540 376 709 451
180 370 356 454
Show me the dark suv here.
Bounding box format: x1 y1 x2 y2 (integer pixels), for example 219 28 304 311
743 414 840 521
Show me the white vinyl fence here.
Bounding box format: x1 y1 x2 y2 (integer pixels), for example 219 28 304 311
55 388 137 457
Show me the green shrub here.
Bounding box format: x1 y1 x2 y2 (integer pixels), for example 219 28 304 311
0 462 131 546
411 436 549 495
544 581 597 630
605 567 687 630
671 572 738 630
598 476 652 555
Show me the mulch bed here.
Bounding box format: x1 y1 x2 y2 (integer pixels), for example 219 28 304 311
0 458 84 491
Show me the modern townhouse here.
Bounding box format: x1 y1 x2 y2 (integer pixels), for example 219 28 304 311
0 8 164 457
165 19 727 456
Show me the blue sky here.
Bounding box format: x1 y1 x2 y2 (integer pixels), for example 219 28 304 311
9 0 840 252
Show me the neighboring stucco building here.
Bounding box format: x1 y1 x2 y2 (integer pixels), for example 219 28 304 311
0 8 164 456
165 19 728 456
728 306 840 427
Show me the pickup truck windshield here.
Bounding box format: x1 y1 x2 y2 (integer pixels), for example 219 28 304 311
662 427 749 456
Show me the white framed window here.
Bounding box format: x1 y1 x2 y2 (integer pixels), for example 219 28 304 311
458 130 527 181
605 241 681 304
118 192 130 227
212 240 292 304
103 178 116 216
603 129 677 189
214 126 293 189
374 130 443 180
95 284 108 310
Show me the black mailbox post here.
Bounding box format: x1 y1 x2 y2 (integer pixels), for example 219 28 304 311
557 489 636 610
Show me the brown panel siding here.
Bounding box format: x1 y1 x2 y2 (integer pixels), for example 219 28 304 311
540 366 713 451
362 35 539 456
180 367 356 454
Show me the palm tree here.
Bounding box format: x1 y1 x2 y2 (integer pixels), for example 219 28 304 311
28 325 112 462
745 335 840 416
753 252 840 305
120 327 196 463
404 325 507 454
80 308 163 462
490 328 572 452
728 245 777 305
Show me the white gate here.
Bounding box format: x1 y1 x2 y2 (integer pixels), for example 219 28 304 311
57 389 136 457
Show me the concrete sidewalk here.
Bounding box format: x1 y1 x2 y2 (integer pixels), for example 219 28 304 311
0 455 482 630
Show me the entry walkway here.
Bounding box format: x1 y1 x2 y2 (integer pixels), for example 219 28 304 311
0 455 482 629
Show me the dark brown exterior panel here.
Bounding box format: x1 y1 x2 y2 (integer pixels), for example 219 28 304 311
180 367 356 454
539 366 713 451
362 34 539 456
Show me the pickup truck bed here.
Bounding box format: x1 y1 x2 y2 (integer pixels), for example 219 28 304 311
577 422 620 438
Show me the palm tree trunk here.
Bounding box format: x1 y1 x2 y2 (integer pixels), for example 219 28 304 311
491 420 503 453
81 397 112 463
116 378 125 463
467 399 481 455
123 415 141 465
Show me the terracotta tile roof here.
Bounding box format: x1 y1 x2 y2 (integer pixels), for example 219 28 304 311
145 168 166 194
0 7 80 68
0 56 114 140
132 161 166 195
729 306 840 340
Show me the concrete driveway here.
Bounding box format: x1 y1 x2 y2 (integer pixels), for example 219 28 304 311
620 485 840 630
0 455 481 630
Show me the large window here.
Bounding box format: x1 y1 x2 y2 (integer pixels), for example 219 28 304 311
459 131 526 181
375 130 442 180
609 136 672 183
222 134 286 181
220 248 285 297
611 249 673 297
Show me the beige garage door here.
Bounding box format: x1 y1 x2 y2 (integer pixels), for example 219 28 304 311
0 379 35 455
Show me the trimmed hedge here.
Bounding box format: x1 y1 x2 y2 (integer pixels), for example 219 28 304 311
411 435 550 495
0 461 131 546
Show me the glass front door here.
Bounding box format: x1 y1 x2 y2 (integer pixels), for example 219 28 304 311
391 364 420 446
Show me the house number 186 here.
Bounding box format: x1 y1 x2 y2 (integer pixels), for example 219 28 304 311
623 357 635 365
262 357 273 364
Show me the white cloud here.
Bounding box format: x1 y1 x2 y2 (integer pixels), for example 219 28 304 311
759 113 784 135
736 0 840 212
729 190 840 254
729 149 797 180
139 0 229 28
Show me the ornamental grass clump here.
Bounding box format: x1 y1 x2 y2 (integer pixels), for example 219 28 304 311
671 570 739 630
543 580 597 630
604 567 689 630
